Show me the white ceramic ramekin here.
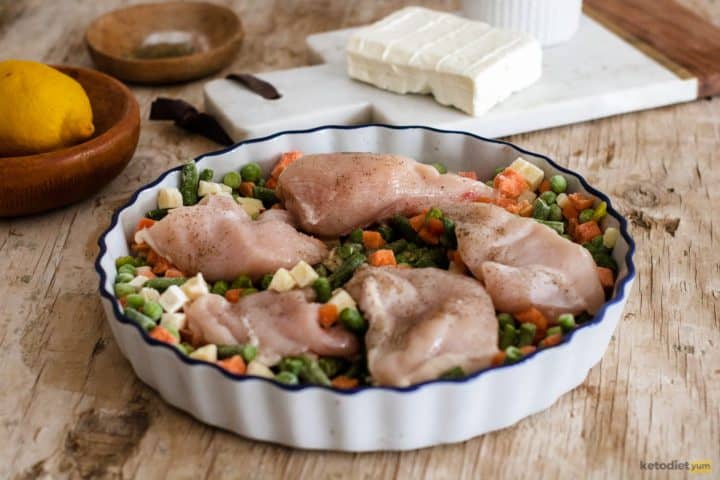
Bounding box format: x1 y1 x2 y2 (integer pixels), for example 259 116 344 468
96 125 635 451
461 0 583 46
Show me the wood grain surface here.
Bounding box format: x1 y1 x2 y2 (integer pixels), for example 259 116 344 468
1 1 718 479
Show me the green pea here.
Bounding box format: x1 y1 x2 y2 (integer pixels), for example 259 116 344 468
349 228 363 243
504 346 523 364
592 201 607 221
114 283 135 298
378 224 394 242
223 171 242 189
431 162 447 174
497 313 514 329
425 207 443 221
115 256 139 268
339 307 366 333
539 191 557 205
548 204 563 222
439 366 465 380
278 357 304 375
579 209 595 224
142 301 163 321
240 163 262 183
115 272 134 284
125 294 145 310
241 344 257 363
517 322 537 347
117 263 136 276
312 277 332 303
274 371 299 385
550 175 567 193
231 275 253 289
558 313 576 332
260 274 273 290
199 168 214 182
532 199 551 220
493 167 505 179
212 280 229 296
499 323 517 350
546 326 563 337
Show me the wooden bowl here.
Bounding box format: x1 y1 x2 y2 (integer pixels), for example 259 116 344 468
0 66 140 217
85 2 243 84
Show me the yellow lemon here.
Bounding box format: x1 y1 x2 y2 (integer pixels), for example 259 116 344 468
0 60 95 156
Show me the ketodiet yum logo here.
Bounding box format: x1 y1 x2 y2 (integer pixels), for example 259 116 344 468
639 460 712 474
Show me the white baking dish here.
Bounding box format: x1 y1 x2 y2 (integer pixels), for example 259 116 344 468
96 125 635 451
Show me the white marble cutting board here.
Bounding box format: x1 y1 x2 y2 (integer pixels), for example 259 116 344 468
204 14 697 141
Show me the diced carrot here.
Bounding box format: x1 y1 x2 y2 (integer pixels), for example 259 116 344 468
164 268 184 278
146 249 159 266
265 177 278 189
540 333 563 348
426 217 445 235
515 307 548 332
149 326 179 345
318 303 339 328
458 171 478 180
270 150 303 179
447 250 461 263
225 289 242 303
409 213 426 232
597 266 615 288
331 375 359 389
239 182 254 197
574 220 602 243
568 218 578 238
562 203 578 221
152 256 171 275
491 351 506 366
368 249 397 267
217 355 246 375
519 345 537 356
569 193 594 210
135 218 156 232
493 169 529 199
362 230 385 249
418 227 440 245
539 179 551 193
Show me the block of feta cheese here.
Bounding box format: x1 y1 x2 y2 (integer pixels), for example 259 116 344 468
346 6 542 116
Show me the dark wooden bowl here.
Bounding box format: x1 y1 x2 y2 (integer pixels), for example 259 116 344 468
0 66 140 217
85 2 243 84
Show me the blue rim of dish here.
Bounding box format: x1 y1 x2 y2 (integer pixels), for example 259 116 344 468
95 123 637 395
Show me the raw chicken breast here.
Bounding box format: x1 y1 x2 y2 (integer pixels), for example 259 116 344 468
345 266 499 387
441 202 605 318
140 195 328 282
276 153 494 237
185 290 359 365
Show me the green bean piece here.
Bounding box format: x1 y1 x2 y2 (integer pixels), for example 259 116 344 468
312 277 332 303
499 323 517 350
216 344 243 359
579 209 595 224
539 191 557 205
536 219 565 235
413 253 437 268
497 313 514 329
231 274 253 289
125 294 145 310
114 282 136 298
339 307 366 334
337 243 356 259
223 171 242 189
493 167 505 179
485 180 494 188
576 312 593 324
256 178 266 187
517 322 537 347
243 288 258 296
532 198 551 220
328 252 366 289
144 277 186 292
117 263 136 276
145 208 168 221
548 204 563 222
391 215 420 243
318 357 346 378
299 356 331 386
592 201 607 221
314 264 329 277
181 163 199 206
349 228 363 243
550 175 567 193
176 343 190 355
504 346 523 364
395 251 417 265
592 251 618 271
387 239 408 254
274 371 299 385
240 163 262 183
260 274 274 290
441 217 457 249
431 162 448 174
378 224 395 242
115 272 134 284
179 342 195 355
142 301 163 321
558 313 576 332
211 280 229 296
546 326 563 337
199 168 214 182
115 256 140 268
253 186 278 207
278 357 304 375
124 307 156 331
425 207 443 221
439 366 465 380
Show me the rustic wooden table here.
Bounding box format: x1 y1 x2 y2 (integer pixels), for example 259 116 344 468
1 1 718 478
